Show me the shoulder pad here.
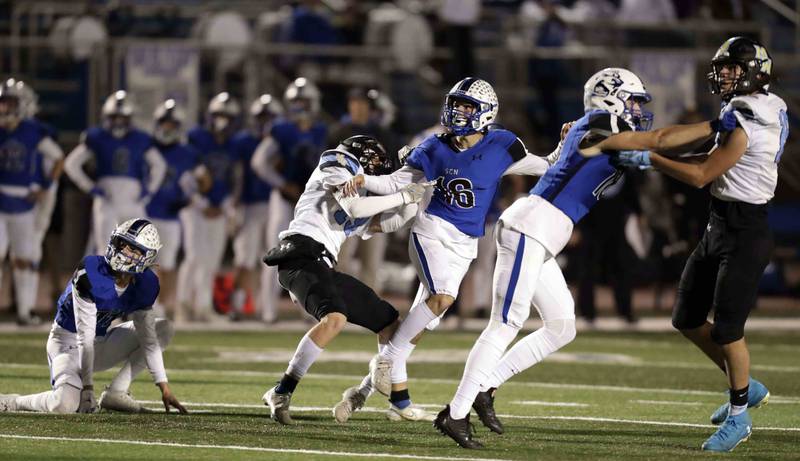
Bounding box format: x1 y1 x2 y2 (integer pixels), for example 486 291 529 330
728 95 780 125
318 150 361 176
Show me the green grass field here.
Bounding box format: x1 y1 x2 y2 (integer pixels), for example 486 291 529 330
0 328 798 460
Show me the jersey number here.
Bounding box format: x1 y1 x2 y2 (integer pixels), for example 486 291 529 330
436 176 475 209
334 209 369 236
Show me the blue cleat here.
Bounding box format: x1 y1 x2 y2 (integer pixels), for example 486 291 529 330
702 411 752 452
710 378 769 425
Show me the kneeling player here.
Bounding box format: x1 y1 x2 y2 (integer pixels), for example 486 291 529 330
261 135 429 425
0 219 186 414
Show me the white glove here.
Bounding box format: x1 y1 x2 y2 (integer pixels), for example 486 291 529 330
399 181 433 205
78 388 97 413
397 145 413 165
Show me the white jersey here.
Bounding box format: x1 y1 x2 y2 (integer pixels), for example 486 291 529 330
712 92 788 204
280 150 372 258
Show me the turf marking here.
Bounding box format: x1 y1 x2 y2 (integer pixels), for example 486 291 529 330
510 400 590 407
630 400 704 406
0 434 511 461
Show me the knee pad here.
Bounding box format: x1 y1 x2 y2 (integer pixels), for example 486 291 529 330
155 319 175 349
541 318 576 350
477 320 520 352
710 321 744 345
50 384 81 414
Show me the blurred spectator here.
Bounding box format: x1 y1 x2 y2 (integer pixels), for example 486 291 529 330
575 174 642 324
618 0 677 23
437 0 481 83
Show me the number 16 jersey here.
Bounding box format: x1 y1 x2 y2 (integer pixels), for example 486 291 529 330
405 128 527 238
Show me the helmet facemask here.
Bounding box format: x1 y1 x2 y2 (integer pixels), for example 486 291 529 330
0 95 21 130
154 118 182 145
104 114 131 139
619 92 653 131
708 60 765 101
441 94 491 136
105 235 157 274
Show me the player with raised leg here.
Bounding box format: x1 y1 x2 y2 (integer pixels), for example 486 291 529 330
260 135 430 425
336 78 555 423
581 37 783 453
0 219 186 415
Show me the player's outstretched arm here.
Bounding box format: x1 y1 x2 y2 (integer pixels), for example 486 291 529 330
649 128 748 188
342 165 425 197
584 111 738 156
335 182 431 219
368 203 419 234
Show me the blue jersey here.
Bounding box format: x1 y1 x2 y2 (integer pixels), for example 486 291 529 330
188 126 240 207
145 142 200 220
406 129 526 237
84 127 153 182
0 119 50 213
271 120 328 187
531 110 632 223
232 130 271 204
55 255 160 337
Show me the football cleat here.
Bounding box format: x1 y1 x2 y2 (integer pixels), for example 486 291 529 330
433 405 483 449
710 378 769 425
369 354 392 397
99 387 148 413
263 386 293 425
333 386 366 423
386 403 435 422
0 394 19 412
702 411 752 452
472 388 504 434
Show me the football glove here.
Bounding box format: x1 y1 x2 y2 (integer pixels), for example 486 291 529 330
78 388 97 413
611 150 651 170
709 110 738 133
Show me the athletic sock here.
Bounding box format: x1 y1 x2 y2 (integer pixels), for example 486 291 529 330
281 332 323 392
13 268 38 320
389 343 416 384
275 374 299 395
390 389 411 410
729 385 749 416
382 301 437 360
357 374 373 398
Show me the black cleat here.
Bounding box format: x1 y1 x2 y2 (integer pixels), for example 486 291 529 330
472 388 504 434
433 405 483 449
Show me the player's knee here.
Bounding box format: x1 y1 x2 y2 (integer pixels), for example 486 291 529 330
51 385 80 414
477 320 519 351
543 318 576 349
319 312 347 333
710 321 744 345
425 294 454 315
155 319 175 349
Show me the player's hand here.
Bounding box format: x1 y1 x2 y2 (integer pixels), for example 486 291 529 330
397 145 413 165
203 206 223 218
159 383 188 414
78 387 97 413
710 110 738 133
611 150 651 170
341 175 365 197
89 186 106 199
560 121 576 141
280 182 302 201
400 181 434 205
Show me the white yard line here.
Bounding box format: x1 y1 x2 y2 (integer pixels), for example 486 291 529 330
4 362 800 402
510 401 590 407
0 434 510 461
630 400 705 406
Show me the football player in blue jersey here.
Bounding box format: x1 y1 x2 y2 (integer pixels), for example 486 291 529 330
0 219 186 415
146 100 204 319
336 78 555 422
0 78 64 325
64 90 167 255
178 92 243 321
257 78 328 323
230 94 283 322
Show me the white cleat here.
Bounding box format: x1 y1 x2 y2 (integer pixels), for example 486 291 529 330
386 403 436 422
369 354 392 397
0 394 19 412
333 386 366 423
263 387 293 425
99 388 147 413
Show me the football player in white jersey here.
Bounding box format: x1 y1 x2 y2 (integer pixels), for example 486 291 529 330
260 135 430 425
64 91 167 255
335 78 558 422
0 219 186 415
0 78 64 325
582 37 786 452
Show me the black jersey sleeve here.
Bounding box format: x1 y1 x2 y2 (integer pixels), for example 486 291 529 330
579 113 633 150
507 137 529 162
71 259 94 302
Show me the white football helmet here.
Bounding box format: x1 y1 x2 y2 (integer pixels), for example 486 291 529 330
105 218 162 274
368 88 396 129
13 80 38 118
583 68 653 130
207 92 240 134
102 90 135 138
440 77 499 136
249 93 283 136
153 99 186 145
0 78 23 129
284 77 321 121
